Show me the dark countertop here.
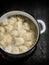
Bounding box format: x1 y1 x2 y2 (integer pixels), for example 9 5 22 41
0 0 49 65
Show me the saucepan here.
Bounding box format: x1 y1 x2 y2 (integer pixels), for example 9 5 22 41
0 11 46 61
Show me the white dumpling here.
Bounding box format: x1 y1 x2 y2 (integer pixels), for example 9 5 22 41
23 23 30 31
0 40 7 48
11 30 19 37
26 32 33 41
15 37 24 46
14 22 18 30
19 29 26 37
5 45 12 53
9 17 17 25
2 18 8 26
24 41 33 48
4 24 13 32
0 33 4 41
3 34 12 44
17 17 23 22
17 21 23 32
0 26 5 33
12 46 19 54
23 32 33 41
19 45 28 53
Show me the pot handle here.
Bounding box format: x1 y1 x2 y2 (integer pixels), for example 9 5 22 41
37 19 46 34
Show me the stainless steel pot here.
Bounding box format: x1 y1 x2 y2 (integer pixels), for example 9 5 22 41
0 11 46 61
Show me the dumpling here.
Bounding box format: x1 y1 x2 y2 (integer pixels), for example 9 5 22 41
15 37 24 46
0 33 4 41
9 17 17 25
17 21 23 32
17 17 23 22
3 34 12 44
24 41 33 48
4 24 13 32
23 32 33 41
0 40 7 48
23 23 30 31
11 30 19 37
2 18 8 26
19 45 28 53
14 22 18 30
0 26 5 33
5 45 12 53
12 46 19 54
20 29 26 37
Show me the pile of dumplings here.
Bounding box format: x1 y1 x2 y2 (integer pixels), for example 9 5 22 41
0 15 36 54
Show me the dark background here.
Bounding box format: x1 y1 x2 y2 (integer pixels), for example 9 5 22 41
0 0 49 65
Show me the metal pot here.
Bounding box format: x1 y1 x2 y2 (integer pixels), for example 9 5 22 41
0 11 46 62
